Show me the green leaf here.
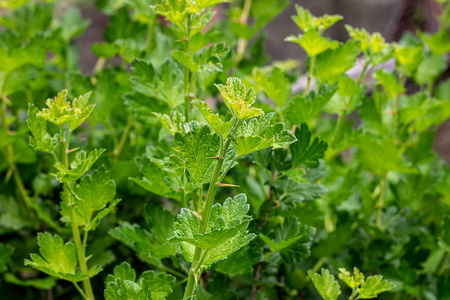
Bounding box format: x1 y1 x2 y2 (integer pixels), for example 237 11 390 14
438 216 450 252
414 53 447 85
214 246 259 276
338 267 365 289
105 262 175 300
3 273 57 290
374 69 404 99
283 84 337 125
195 43 229 73
358 275 395 299
54 149 105 183
215 77 263 121
59 7 90 41
192 100 232 136
37 90 95 131
308 269 341 300
171 121 220 187
130 58 184 107
1 64 38 96
314 40 361 83
24 233 102 282
259 217 315 263
131 156 181 200
232 113 297 157
291 5 342 32
104 7 146 43
144 204 179 257
290 123 328 168
172 50 199 74
394 45 423 77
356 137 417 175
418 29 450 57
254 67 291 108
0 243 14 274
338 75 360 98
27 104 59 154
171 194 256 267
286 30 339 57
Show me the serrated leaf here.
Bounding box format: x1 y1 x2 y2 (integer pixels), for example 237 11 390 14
215 77 263 120
130 58 184 107
338 267 365 289
308 269 341 300
254 67 291 108
314 40 361 83
284 84 337 125
358 275 395 299
418 29 450 57
171 121 220 187
233 113 296 157
291 5 342 32
286 30 339 57
290 123 328 168
172 194 255 267
54 149 105 183
105 262 175 300
172 50 199 74
37 90 95 131
259 217 315 263
192 100 232 136
214 246 259 276
27 104 59 153
24 233 102 282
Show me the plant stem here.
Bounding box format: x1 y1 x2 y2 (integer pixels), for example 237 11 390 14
146 14 158 53
392 75 405 141
250 261 262 300
1 100 33 217
303 56 316 97
376 174 387 228
59 126 95 300
113 113 134 160
183 119 241 299
73 282 88 300
433 251 447 276
92 57 106 74
184 14 192 122
331 108 347 147
235 0 253 63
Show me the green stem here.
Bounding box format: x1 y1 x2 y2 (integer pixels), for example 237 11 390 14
146 14 158 53
304 56 316 97
113 113 134 161
60 126 95 300
92 57 106 74
331 108 347 147
392 75 405 141
376 174 387 228
183 119 241 299
184 14 192 122
73 282 89 300
235 0 253 63
1 100 33 217
433 251 447 276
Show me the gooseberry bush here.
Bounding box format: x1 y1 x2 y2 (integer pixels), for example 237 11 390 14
0 0 449 299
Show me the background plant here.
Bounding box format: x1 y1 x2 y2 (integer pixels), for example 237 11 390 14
0 0 449 299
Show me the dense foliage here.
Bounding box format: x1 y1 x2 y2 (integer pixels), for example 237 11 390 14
1 0 450 299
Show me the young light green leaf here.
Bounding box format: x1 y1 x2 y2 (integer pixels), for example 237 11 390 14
308 269 341 300
259 217 315 263
358 275 395 299
254 67 291 108
192 100 232 136
232 113 296 157
286 30 339 57
24 233 102 282
338 267 365 289
314 40 361 83
291 5 342 32
54 149 105 183
215 77 263 121
27 104 59 153
290 123 328 168
338 75 360 98
394 45 423 77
